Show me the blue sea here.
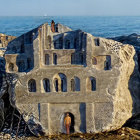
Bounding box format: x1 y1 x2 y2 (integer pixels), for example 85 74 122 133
1 16 140 38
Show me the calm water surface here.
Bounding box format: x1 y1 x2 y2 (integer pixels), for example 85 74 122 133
0 16 140 37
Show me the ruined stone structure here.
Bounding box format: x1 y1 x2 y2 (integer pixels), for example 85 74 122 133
0 34 16 71
3 23 135 135
0 33 16 48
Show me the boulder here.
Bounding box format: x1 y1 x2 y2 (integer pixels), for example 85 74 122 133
0 25 139 136
111 34 140 114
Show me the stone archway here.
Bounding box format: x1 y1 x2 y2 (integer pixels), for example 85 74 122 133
60 112 75 134
53 73 67 92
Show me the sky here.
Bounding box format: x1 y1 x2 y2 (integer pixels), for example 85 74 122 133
1 0 140 16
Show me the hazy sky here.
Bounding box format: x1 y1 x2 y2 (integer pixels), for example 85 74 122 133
1 0 140 16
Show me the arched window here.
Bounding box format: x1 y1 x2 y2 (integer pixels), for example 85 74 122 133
45 54 50 65
65 40 70 49
43 78 50 92
28 79 36 92
92 57 97 65
91 78 96 91
86 77 96 91
75 77 80 91
53 53 57 65
71 53 75 64
104 55 111 70
54 73 67 92
9 63 14 72
59 74 67 92
18 61 25 72
48 36 51 49
71 77 80 91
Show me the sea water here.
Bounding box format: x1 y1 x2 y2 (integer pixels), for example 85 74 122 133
0 16 140 38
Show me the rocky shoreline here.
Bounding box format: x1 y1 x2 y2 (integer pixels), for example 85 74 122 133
0 127 140 140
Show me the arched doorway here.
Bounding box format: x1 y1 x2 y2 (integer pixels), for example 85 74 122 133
60 112 75 134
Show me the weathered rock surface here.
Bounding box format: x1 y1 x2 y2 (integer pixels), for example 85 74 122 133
55 23 72 33
0 24 139 137
0 33 16 57
0 33 16 48
111 33 140 72
111 33 140 114
3 22 136 136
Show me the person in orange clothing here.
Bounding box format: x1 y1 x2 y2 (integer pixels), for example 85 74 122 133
51 20 55 33
64 113 71 134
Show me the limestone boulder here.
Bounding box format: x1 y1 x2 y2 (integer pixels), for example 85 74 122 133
13 36 136 135
0 24 139 136
111 34 140 114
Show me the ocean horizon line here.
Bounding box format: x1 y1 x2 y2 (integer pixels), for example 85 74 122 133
1 15 140 17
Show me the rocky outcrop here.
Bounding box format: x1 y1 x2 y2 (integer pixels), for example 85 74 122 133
0 33 17 131
111 33 140 71
111 33 140 114
5 24 136 135
0 24 139 136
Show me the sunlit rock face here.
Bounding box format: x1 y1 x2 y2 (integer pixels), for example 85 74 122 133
0 33 16 48
0 33 16 57
0 23 136 136
111 33 140 114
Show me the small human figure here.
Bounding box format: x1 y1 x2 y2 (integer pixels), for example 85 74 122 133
51 20 55 33
64 113 71 134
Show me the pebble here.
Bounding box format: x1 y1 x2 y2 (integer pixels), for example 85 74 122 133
5 134 11 139
121 133 125 136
